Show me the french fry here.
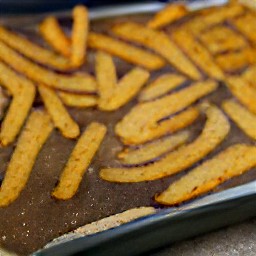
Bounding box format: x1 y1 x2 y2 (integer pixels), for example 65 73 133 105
147 4 188 29
0 110 53 207
100 103 230 182
88 32 165 71
38 84 80 139
0 61 36 146
172 29 224 80
112 22 201 80
0 41 96 93
139 73 186 102
222 99 256 140
242 65 256 85
118 130 190 165
52 122 106 200
156 144 256 205
116 80 217 145
70 5 89 67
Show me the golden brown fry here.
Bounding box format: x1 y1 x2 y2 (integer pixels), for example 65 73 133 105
242 65 256 86
88 32 165 70
0 110 53 207
139 73 186 102
101 103 230 182
38 84 80 139
112 22 201 80
116 80 217 145
222 99 256 140
172 29 224 80
0 41 96 93
52 122 106 200
147 4 188 29
118 130 190 165
156 144 256 205
39 16 71 57
0 61 36 146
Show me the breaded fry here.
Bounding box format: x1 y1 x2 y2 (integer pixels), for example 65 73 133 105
116 80 217 145
88 32 165 70
139 73 186 102
156 144 256 205
52 122 106 200
0 111 53 207
172 29 224 80
147 4 188 29
0 41 96 93
101 103 229 182
118 130 190 165
0 61 36 146
38 84 80 139
112 22 201 80
39 16 71 57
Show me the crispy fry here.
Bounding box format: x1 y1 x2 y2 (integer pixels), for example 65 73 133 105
172 29 224 80
38 84 80 139
116 80 217 145
52 122 106 200
118 130 190 165
222 99 256 140
39 16 71 57
0 111 53 207
0 61 36 146
139 73 186 102
112 22 201 80
147 4 188 29
0 26 71 71
0 41 96 93
88 32 165 70
101 103 230 182
156 144 256 205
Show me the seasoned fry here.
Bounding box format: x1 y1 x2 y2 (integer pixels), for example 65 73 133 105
52 122 106 200
0 26 71 71
118 130 190 165
147 4 188 29
172 29 224 80
39 16 71 57
0 41 96 93
0 111 53 207
112 22 201 80
139 73 186 102
116 80 217 145
101 103 230 182
88 32 165 70
0 61 36 146
156 144 256 205
71 5 89 67
38 84 80 139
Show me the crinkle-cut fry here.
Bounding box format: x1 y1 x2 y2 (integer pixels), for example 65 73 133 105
0 26 71 71
52 122 106 200
172 29 224 80
71 5 88 67
139 73 186 102
118 130 190 165
0 41 96 93
222 99 256 140
147 4 188 29
156 144 256 205
39 16 71 57
58 91 97 108
116 80 217 145
38 84 80 139
101 103 230 182
88 32 165 71
0 61 36 146
0 110 53 207
112 22 201 80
